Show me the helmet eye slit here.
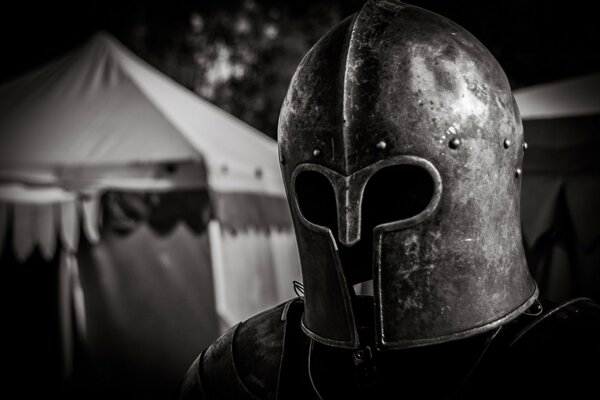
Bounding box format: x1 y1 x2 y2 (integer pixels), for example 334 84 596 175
295 170 338 236
294 164 435 237
362 165 435 233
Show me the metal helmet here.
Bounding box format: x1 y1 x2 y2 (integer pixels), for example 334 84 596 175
278 0 538 350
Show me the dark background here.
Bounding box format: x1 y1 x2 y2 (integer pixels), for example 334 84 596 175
1 0 600 138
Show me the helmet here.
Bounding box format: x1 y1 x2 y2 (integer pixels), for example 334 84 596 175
278 0 538 350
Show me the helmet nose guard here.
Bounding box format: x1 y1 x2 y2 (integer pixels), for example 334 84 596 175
292 156 443 248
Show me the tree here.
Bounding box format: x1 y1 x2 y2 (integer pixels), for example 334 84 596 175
121 0 362 139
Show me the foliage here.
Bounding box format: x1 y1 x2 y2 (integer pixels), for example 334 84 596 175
122 0 362 139
5 0 598 139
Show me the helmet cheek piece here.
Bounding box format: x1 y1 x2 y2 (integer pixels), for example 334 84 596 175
291 156 443 349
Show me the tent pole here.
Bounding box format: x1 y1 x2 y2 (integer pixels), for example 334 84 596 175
58 249 74 388
58 248 88 391
208 220 232 333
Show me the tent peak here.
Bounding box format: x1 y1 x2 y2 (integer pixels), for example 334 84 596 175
0 27 285 196
83 30 132 61
90 30 119 42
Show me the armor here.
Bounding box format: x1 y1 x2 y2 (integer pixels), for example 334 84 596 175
180 297 600 399
180 1 599 399
278 0 537 350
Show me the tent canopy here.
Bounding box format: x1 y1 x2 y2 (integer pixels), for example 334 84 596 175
0 32 301 397
0 32 292 260
0 31 283 196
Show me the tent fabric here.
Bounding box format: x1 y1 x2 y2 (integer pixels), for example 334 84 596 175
0 164 293 259
36 201 56 260
81 195 101 244
515 74 600 303
0 203 6 256
0 31 284 197
102 189 213 235
13 203 36 262
58 250 86 383
0 185 79 261
0 45 197 166
0 31 291 233
0 198 79 262
60 200 80 253
514 72 600 119
520 132 600 303
1 188 295 397
73 223 219 399
0 184 76 203
214 192 295 232
210 222 302 330
0 28 295 258
0 31 301 398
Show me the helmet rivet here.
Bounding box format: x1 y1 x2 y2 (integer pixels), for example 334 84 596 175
313 148 321 157
376 141 387 150
503 139 511 149
515 168 522 178
528 301 543 314
523 142 528 151
449 137 461 149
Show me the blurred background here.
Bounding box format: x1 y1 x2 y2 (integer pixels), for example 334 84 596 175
0 0 599 399
2 0 600 137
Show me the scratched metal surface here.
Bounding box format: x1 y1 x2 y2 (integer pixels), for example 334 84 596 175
278 0 537 350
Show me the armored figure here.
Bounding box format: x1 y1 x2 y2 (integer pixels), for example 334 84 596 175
180 1 600 399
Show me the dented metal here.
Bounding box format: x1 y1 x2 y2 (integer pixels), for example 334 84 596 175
278 0 538 350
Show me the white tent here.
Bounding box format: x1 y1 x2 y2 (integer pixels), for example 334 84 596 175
0 32 300 397
514 72 600 119
514 73 600 303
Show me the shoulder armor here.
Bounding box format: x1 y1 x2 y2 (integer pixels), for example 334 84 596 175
180 299 303 400
179 323 248 400
233 300 295 400
484 298 600 399
508 297 600 348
